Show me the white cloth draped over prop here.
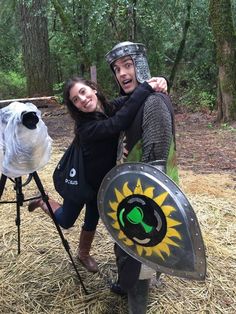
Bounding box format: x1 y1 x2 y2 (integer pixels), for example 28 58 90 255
0 101 52 178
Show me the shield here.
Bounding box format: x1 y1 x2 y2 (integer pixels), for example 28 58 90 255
98 162 206 281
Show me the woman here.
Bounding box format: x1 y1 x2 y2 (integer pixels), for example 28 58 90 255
29 76 165 273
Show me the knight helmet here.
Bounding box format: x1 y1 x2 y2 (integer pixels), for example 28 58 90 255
105 41 151 94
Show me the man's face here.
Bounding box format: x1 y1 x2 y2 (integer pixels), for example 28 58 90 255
113 56 139 94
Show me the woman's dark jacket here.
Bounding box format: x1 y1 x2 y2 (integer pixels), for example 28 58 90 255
75 82 154 192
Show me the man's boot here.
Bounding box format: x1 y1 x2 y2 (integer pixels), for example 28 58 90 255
28 196 60 215
110 280 127 296
77 229 98 273
128 279 150 314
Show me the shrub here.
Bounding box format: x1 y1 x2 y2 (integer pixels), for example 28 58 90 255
0 71 26 99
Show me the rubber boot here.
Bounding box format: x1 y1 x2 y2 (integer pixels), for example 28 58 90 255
77 229 98 273
28 196 60 215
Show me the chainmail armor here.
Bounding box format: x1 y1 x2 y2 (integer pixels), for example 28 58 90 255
141 94 172 163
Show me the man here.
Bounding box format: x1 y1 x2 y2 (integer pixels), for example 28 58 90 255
105 41 179 313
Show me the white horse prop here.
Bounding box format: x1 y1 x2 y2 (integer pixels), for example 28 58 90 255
0 102 52 178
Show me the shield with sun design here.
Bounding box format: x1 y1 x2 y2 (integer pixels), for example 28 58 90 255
98 162 206 280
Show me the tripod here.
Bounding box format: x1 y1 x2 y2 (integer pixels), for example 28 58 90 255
0 171 88 294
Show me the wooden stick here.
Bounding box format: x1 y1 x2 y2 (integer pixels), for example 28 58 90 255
0 96 58 108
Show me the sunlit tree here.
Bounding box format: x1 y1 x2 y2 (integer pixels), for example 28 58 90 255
209 0 236 121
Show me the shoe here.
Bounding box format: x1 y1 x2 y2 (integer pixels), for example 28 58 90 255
110 282 127 296
28 195 60 215
28 196 44 212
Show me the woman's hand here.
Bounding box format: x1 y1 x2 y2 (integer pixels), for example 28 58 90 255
147 77 168 94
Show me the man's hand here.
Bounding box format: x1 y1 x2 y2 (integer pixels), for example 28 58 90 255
147 77 168 94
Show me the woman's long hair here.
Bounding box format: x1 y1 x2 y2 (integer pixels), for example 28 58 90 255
63 77 113 123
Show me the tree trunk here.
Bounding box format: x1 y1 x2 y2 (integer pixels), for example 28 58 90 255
209 0 236 122
128 0 137 41
169 0 191 90
18 0 53 97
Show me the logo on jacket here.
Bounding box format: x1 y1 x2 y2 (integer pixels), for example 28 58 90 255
69 168 76 177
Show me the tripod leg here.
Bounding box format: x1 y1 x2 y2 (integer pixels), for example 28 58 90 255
0 174 7 199
15 177 24 255
0 175 24 255
31 171 88 294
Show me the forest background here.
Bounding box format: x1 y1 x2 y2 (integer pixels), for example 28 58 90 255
0 1 236 313
0 0 236 122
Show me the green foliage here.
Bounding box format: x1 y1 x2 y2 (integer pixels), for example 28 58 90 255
53 81 64 104
198 92 216 110
220 123 236 131
207 123 213 129
0 0 235 112
0 1 22 73
179 89 216 112
0 71 26 99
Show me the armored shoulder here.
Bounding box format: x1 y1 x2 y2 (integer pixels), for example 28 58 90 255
142 93 172 163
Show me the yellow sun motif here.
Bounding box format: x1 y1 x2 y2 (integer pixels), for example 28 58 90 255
108 179 182 260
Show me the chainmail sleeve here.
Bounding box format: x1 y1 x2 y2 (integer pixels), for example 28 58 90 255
141 94 172 163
